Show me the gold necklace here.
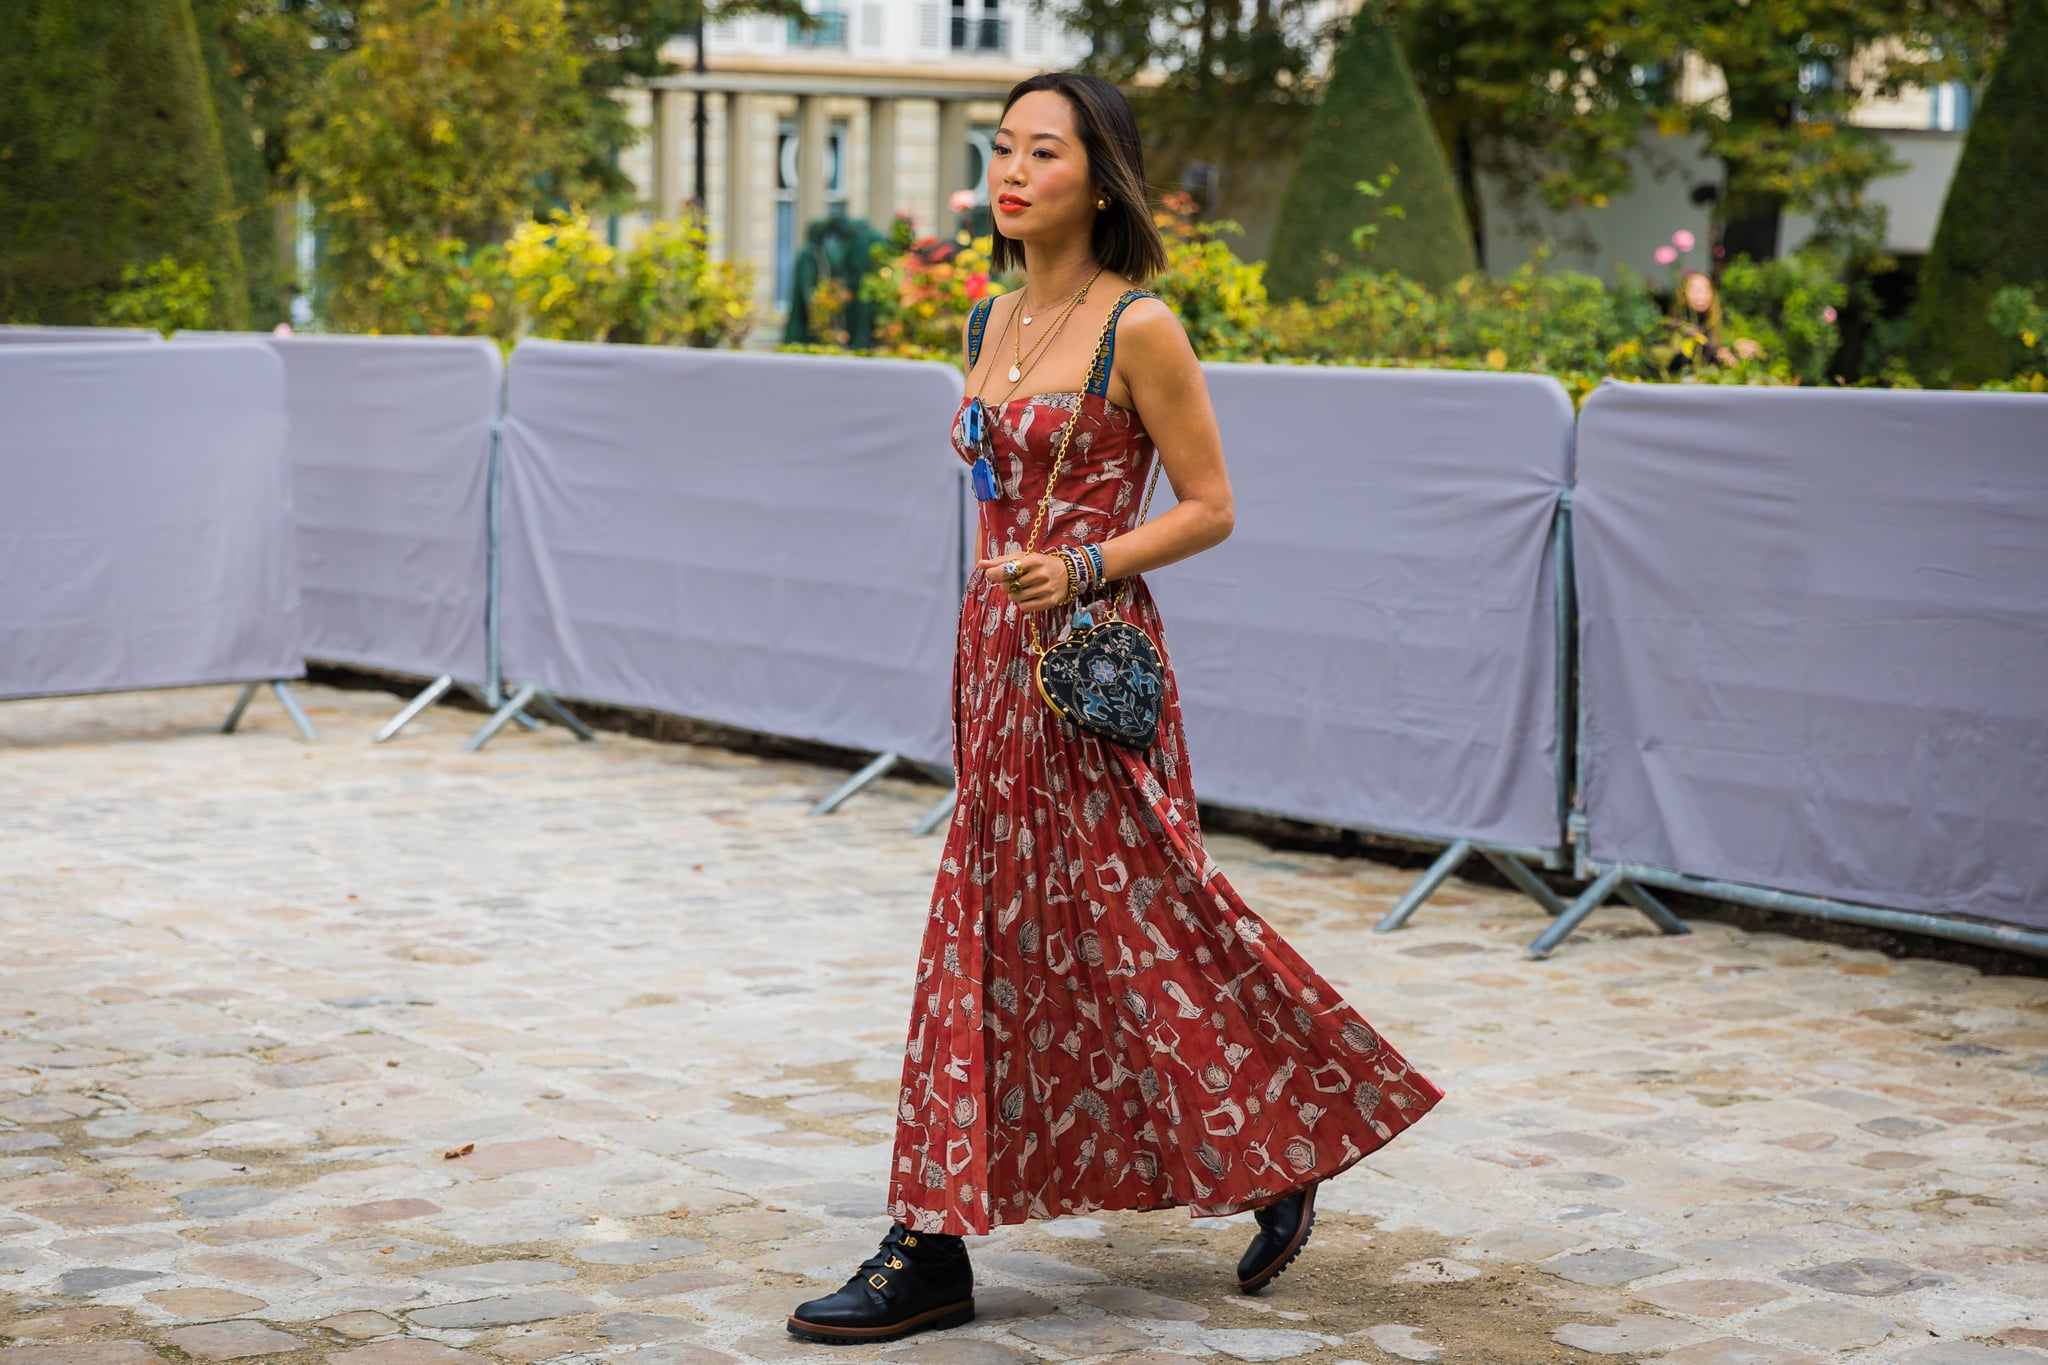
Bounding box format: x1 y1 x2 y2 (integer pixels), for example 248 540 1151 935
1008 269 1101 384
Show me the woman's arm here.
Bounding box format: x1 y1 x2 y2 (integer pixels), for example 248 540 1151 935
1096 297 1234 580
978 298 1234 612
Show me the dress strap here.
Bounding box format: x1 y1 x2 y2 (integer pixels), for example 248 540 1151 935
965 296 997 369
1085 289 1157 398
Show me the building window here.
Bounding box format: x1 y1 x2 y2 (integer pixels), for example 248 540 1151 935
1930 81 1972 131
950 0 1007 52
789 6 847 49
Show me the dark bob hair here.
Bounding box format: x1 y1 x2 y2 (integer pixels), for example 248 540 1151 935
989 72 1167 281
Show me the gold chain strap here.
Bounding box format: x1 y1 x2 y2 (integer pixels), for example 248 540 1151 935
1022 290 1158 656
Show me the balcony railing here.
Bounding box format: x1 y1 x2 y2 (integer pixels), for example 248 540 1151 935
789 8 848 48
950 14 1009 52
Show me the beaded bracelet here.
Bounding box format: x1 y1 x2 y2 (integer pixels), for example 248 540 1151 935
1083 543 1106 586
1057 547 1083 605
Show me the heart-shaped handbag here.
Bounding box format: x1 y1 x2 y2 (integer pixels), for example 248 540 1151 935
1034 613 1166 748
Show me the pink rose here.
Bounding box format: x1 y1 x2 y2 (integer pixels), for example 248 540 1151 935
1822 306 1838 323
1655 245 1679 266
1672 229 1696 252
965 272 991 300
949 189 977 214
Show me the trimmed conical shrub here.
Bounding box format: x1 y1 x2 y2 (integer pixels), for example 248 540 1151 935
1906 0 2048 384
1265 2 1476 300
0 0 250 327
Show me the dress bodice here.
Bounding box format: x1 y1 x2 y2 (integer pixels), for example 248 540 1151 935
952 390 1158 560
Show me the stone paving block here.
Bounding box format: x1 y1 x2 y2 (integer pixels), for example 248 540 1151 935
607 1269 745 1300
328 1342 480 1365
1358 1324 1444 1360
0 1345 161 1365
593 1312 700 1344
1781 1257 1947 1297
180 1253 319 1286
175 1186 283 1219
572 1238 708 1266
1079 1285 1208 1320
420 1261 574 1287
144 1289 269 1318
1202 1327 1338 1361
1895 1346 2048 1363
312 1313 400 1341
406 1293 596 1330
876 1342 1038 1365
1008 1313 1155 1354
1654 1338 1823 1364
1540 1248 1679 1286
160 1324 303 1361
975 1249 1108 1285
0 1309 128 1340
457 1138 596 1178
53 1267 166 1295
333 1198 441 1225
1551 1313 1702 1354
34 1202 170 1229
1632 1279 1791 1317
53 1233 184 1259
1747 1300 1902 1351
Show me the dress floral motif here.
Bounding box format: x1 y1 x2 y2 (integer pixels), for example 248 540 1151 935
887 294 1444 1236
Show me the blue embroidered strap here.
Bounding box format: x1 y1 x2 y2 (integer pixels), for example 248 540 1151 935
965 296 996 369
1085 289 1156 397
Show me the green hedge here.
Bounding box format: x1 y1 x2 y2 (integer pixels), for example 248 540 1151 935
0 0 249 328
1265 2 1477 301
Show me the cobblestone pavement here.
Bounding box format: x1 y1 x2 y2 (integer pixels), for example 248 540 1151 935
3 684 2046 1365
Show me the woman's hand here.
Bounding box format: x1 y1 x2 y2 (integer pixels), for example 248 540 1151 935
978 552 1071 613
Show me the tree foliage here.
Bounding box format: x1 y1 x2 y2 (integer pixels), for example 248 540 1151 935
0 0 250 327
1056 0 2014 263
1907 0 2048 384
1266 3 1476 298
1388 0 2017 258
293 0 593 323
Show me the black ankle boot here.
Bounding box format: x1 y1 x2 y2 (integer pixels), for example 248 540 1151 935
787 1223 975 1343
1236 1182 1318 1293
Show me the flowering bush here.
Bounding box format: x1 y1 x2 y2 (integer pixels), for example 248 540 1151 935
318 236 515 342
858 216 1002 359
1149 192 1277 362
1982 283 2048 392
613 215 755 348
319 211 752 348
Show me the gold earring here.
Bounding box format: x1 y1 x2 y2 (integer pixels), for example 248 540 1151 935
1096 195 1111 210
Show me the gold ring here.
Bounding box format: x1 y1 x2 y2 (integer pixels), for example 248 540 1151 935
1004 560 1023 580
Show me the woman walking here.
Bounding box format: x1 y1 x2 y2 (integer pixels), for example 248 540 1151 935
789 71 1444 1345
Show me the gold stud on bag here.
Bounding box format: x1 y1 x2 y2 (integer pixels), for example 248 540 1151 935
1020 290 1167 750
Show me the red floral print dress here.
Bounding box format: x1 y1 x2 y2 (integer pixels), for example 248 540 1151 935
887 291 1445 1236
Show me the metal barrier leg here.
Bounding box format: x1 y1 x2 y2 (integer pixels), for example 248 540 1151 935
375 674 454 743
531 690 595 741
270 681 318 741
1528 864 1626 957
221 682 260 734
457 682 540 730
465 683 536 753
913 788 958 836
812 752 900 815
1620 879 1691 936
1374 839 1473 932
1478 847 1571 918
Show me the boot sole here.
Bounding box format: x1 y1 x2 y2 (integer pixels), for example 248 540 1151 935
786 1300 975 1344
1237 1187 1318 1295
